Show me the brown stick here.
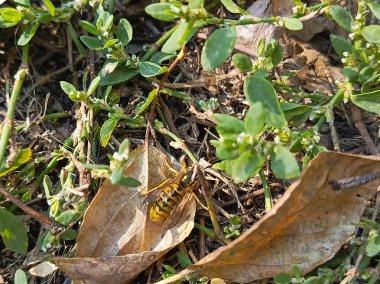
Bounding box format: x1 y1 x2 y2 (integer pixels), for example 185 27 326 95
0 185 62 231
351 104 379 155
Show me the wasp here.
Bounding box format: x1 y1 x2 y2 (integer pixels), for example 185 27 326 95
145 165 196 222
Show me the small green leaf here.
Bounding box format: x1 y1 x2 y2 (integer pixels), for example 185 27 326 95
213 113 244 135
87 76 100 96
14 269 28 284
17 23 40 46
99 66 139 86
55 210 78 226
350 89 380 114
0 8 23 28
201 27 237 71
220 0 248 15
80 20 100 36
368 2 380 21
80 36 104 50
117 18 133 46
61 229 77 241
162 21 200 53
232 151 265 183
232 53 252 72
138 61 167 77
111 168 123 184
0 148 32 177
281 102 312 127
244 75 287 129
270 145 300 179
150 52 176 64
100 117 120 147
330 5 354 31
145 3 178 22
342 66 359 82
361 25 380 44
189 0 204 9
366 231 380 257
117 176 141 187
330 34 352 57
0 207 28 254
244 104 265 137
176 251 192 269
284 18 303 31
274 272 292 284
41 0 55 16
13 0 31 6
135 89 156 115
60 81 76 96
103 39 119 49
257 38 265 57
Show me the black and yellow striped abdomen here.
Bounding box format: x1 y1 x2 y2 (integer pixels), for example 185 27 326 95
149 167 194 222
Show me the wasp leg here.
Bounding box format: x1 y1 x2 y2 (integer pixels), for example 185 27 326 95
163 156 179 174
144 177 172 195
191 192 208 211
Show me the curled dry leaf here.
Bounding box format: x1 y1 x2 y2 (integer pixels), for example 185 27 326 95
54 145 196 284
28 261 58 277
156 152 380 283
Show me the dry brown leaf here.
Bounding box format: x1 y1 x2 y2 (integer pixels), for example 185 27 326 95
156 152 380 283
28 261 58 277
54 145 196 284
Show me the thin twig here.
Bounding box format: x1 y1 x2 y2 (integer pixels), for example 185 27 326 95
0 185 62 231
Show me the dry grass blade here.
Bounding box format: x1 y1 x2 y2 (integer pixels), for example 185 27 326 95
156 152 380 283
54 145 196 283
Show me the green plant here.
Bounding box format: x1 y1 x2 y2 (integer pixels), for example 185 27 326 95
223 215 241 239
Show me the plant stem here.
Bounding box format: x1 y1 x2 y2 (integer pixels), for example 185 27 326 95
0 45 29 165
259 171 273 210
141 24 179 61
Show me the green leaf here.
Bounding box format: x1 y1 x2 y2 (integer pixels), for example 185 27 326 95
176 251 192 269
100 117 120 147
342 66 359 82
135 89 156 115
330 34 352 58
189 0 204 9
117 18 133 46
14 269 28 284
366 231 380 257
55 210 78 226
213 113 244 135
41 0 55 16
244 104 265 136
257 38 265 57
80 36 104 50
201 27 237 71
60 81 76 95
103 39 119 49
368 2 380 20
270 42 283 67
361 25 380 44
61 229 77 241
232 151 265 183
350 89 380 114
13 0 31 6
232 53 252 72
330 5 354 31
150 52 176 64
0 148 32 177
17 23 40 46
80 20 100 36
99 66 139 86
270 145 300 179
162 21 200 53
138 61 168 77
284 18 303 31
87 76 100 96
0 207 28 254
117 176 141 187
244 75 287 129
0 8 23 28
281 102 312 127
220 0 248 14
145 3 178 22
274 272 292 284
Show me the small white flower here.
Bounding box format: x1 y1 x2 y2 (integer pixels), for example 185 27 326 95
349 33 355 40
343 51 349 57
274 136 281 144
341 58 347 63
355 14 362 20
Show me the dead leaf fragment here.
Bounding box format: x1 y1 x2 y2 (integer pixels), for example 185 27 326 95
54 145 196 284
156 152 380 283
28 261 58 277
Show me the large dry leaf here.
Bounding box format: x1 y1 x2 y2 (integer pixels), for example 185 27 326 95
54 145 196 284
156 152 380 283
